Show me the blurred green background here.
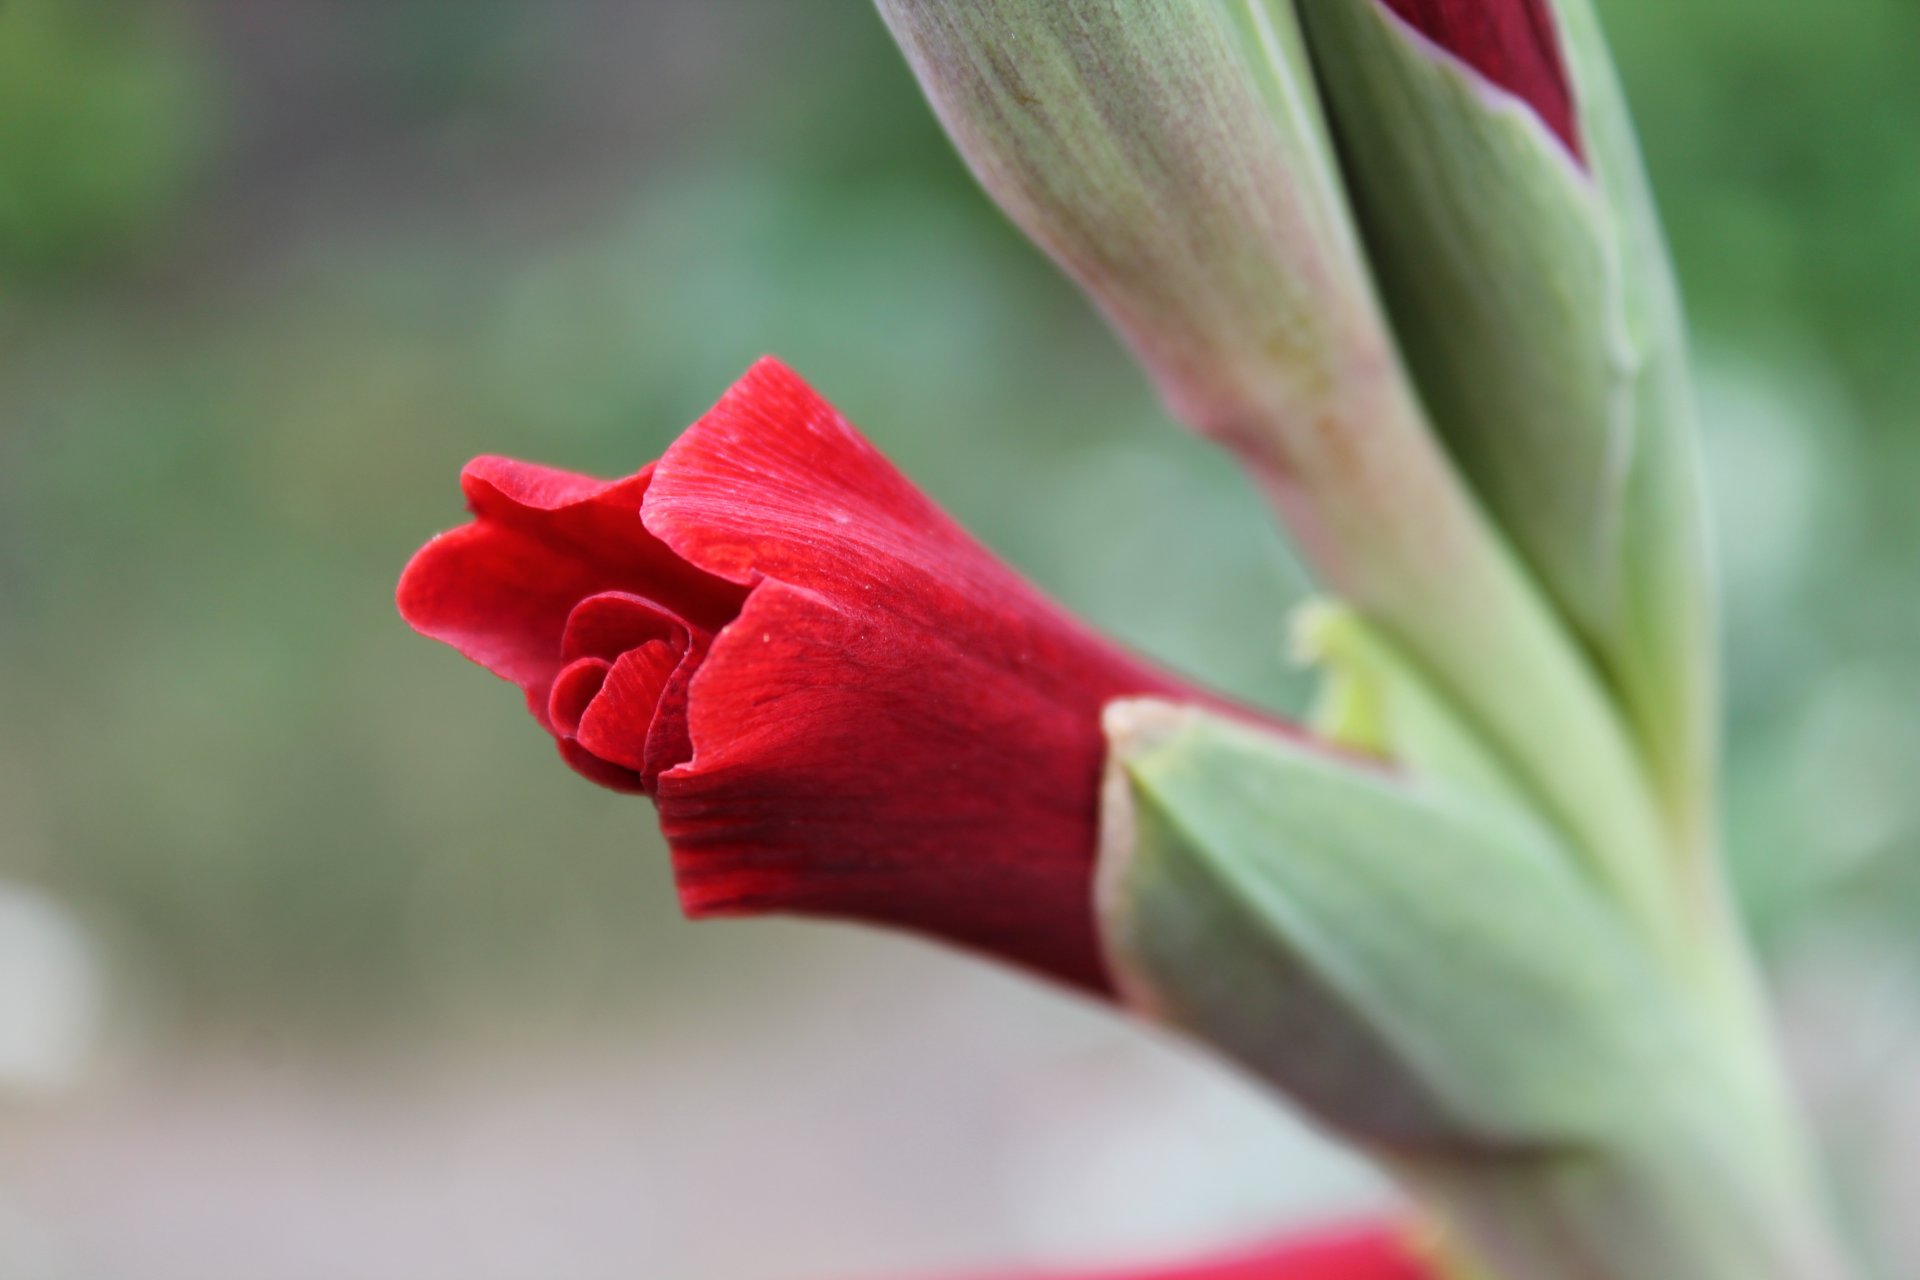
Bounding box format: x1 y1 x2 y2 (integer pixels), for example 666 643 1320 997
0 1 1915 1277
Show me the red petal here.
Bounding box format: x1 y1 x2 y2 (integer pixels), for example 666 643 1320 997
936 1224 1431 1280
559 591 704 783
560 590 690 663
398 518 604 697
460 456 746 635
645 358 1203 702
643 358 1002 620
548 657 612 738
397 458 745 705
642 635 704 786
575 640 680 776
641 360 1293 994
1376 0 1582 161
658 577 1192 996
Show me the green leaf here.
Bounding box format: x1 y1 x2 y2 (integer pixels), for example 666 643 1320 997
1098 699 1699 1151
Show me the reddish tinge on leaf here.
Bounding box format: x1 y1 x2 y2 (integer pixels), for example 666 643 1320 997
938 1223 1433 1280
1375 0 1583 160
399 358 1268 995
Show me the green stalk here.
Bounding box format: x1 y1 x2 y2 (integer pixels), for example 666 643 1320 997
1401 1096 1849 1280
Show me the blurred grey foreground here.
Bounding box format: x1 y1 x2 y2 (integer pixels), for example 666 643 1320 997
0 1 1916 1277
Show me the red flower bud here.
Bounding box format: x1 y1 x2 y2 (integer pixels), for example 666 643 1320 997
939 1224 1432 1280
1374 0 1582 159
399 359 1268 995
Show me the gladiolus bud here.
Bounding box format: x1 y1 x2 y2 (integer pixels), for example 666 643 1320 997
387 4 1867 1275
399 358 1277 994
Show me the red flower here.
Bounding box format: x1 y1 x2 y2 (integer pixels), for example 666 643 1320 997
398 358 1271 995
1376 0 1582 160
936 1224 1433 1280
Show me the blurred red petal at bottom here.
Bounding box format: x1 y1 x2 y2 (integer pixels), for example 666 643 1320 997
924 1224 1434 1280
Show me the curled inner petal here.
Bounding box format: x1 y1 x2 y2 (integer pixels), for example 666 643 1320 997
547 655 647 792
577 639 683 780
562 590 690 663
546 634 690 792
548 657 612 738
542 590 711 790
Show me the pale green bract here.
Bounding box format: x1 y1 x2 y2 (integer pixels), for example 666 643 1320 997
1097 699 1693 1152
1099 701 1851 1280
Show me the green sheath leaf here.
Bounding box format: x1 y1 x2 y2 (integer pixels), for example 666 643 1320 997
1099 700 1706 1151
